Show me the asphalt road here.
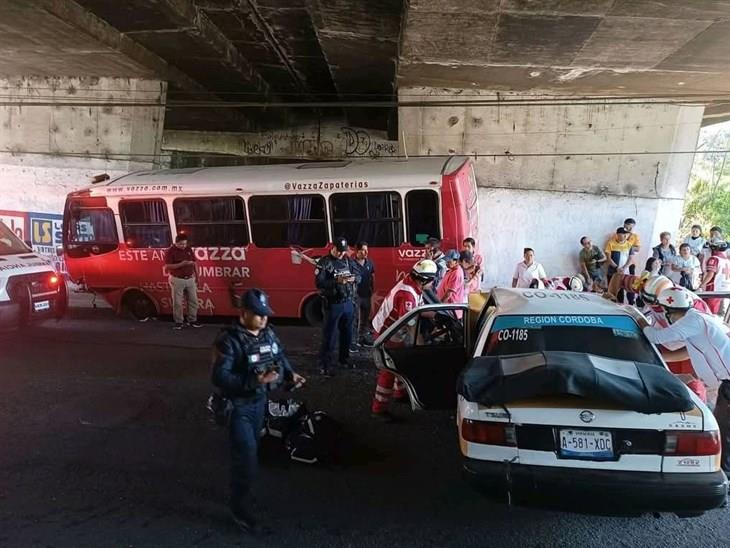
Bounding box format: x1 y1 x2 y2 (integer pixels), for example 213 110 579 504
1 305 729 548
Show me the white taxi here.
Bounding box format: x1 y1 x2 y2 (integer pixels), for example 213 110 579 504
0 221 67 329
373 288 728 516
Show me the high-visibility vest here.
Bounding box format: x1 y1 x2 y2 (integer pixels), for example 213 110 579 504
372 280 421 334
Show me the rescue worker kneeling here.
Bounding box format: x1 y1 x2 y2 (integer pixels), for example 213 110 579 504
370 259 438 422
211 288 306 535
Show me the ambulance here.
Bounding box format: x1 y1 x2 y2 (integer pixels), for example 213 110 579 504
0 220 67 329
374 288 728 516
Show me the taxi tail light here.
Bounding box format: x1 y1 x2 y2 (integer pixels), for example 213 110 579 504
49 274 59 286
461 419 516 446
664 431 721 456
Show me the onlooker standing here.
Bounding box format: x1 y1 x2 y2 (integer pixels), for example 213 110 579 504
462 250 481 295
512 248 547 289
461 238 483 292
623 218 641 305
437 249 466 305
605 227 633 302
578 236 607 291
652 232 677 277
425 237 447 288
461 237 483 268
683 224 706 260
351 241 375 347
165 233 201 330
673 243 702 290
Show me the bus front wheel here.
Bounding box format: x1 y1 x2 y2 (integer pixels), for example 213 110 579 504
303 296 324 326
123 290 156 322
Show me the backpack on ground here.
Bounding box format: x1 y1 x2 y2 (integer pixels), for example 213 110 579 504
265 398 308 438
285 411 342 465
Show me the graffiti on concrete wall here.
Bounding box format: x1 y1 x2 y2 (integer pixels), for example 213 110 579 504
163 125 399 160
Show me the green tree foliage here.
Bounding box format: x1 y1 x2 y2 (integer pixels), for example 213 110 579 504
681 122 730 236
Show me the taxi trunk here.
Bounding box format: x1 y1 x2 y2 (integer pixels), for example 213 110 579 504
459 394 720 474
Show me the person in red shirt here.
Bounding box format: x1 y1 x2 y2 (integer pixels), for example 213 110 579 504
165 233 201 330
437 250 465 305
700 237 730 315
370 259 438 422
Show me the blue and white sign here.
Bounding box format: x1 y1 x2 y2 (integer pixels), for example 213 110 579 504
492 315 639 331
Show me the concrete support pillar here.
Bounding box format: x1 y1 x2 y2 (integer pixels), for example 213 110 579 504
0 76 166 252
399 88 704 287
0 76 166 215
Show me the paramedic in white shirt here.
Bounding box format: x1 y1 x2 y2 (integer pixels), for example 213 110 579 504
512 248 548 289
642 286 730 471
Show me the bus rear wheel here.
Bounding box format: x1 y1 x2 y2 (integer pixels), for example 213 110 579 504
303 296 324 326
124 290 156 322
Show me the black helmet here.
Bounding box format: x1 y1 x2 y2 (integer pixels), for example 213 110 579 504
240 288 274 316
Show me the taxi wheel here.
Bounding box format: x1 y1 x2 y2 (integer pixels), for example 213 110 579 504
675 511 705 518
124 290 156 321
303 296 324 326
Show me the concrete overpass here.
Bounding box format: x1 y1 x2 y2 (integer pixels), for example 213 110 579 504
1 0 730 283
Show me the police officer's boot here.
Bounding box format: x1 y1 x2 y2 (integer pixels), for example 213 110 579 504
231 496 269 536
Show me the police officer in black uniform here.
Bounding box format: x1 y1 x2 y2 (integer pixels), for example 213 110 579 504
316 236 360 376
211 288 306 535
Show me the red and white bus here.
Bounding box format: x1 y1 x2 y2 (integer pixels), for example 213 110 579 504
62 157 478 323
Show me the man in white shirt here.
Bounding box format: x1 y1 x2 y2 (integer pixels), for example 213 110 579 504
512 247 547 289
642 286 730 470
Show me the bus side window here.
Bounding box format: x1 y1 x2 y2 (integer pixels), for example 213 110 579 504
406 189 440 246
120 199 171 248
330 191 403 247
249 195 327 248
173 197 249 247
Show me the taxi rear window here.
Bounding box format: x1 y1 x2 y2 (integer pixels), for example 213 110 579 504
483 314 663 366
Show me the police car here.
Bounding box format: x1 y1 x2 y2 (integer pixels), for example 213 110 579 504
373 288 728 515
0 221 67 329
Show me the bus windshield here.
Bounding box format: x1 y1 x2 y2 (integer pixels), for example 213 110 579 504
483 314 663 366
66 207 118 244
0 221 29 256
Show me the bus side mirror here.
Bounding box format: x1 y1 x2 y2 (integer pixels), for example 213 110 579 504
56 245 64 257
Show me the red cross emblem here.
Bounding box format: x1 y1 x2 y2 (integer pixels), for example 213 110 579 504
666 296 674 304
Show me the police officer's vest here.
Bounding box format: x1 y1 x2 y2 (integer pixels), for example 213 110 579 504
320 256 356 303
372 280 422 334
238 328 280 372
